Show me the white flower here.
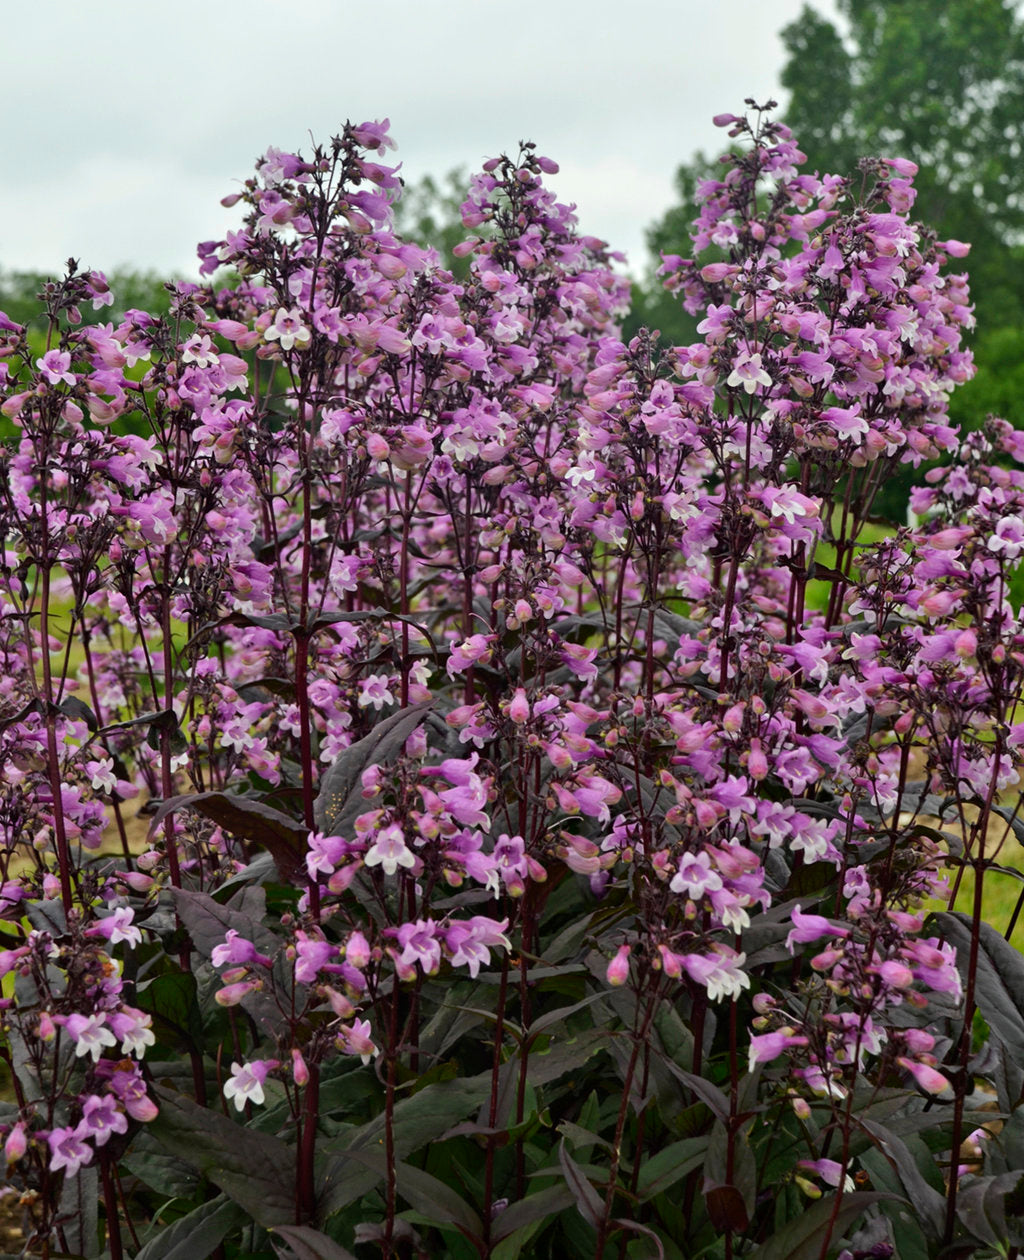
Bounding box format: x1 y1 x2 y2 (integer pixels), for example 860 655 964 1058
101 907 142 948
364 823 415 877
726 350 772 394
264 307 310 352
223 1059 275 1111
65 1013 117 1062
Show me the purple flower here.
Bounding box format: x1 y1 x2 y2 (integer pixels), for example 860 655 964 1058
211 929 273 970
785 905 849 953
670 850 723 900
396 920 442 975
76 1094 128 1148
36 350 76 386
48 1126 92 1178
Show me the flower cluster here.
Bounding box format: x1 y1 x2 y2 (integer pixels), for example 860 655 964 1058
0 104 1019 1256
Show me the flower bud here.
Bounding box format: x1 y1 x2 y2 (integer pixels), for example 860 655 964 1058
508 689 530 725
291 1048 310 1087
4 1124 27 1164
215 981 257 1007
606 945 631 986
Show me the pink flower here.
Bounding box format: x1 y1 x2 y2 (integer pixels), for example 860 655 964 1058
215 980 258 1007
64 1013 117 1063
102 1062 159 1122
211 929 273 970
396 920 442 974
106 1008 155 1057
898 1057 954 1100
448 922 511 977
670 850 723 900
748 1029 808 1071
786 905 849 952
5 1124 27 1165
446 634 496 677
36 349 76 386
294 933 335 983
91 907 142 948
508 688 530 724
680 945 751 1002
336 1018 378 1064
291 1048 310 1086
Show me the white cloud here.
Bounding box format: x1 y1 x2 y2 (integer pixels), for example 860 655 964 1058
0 0 839 278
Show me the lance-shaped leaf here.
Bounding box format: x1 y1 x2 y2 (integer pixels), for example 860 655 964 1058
134 1194 247 1260
931 910 1024 1050
149 791 308 880
318 1075 490 1219
269 1224 359 1260
859 1119 944 1240
635 1137 709 1201
329 1148 483 1241
754 1192 901 1260
149 1085 296 1227
315 700 433 837
490 1184 575 1243
558 1138 603 1230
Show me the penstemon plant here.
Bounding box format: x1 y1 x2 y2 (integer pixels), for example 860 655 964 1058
1 99 1023 1260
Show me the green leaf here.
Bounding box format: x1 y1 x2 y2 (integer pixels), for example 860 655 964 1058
394 1160 484 1241
331 1149 483 1241
528 990 611 1038
269 1224 358 1260
318 1075 490 1219
134 1195 247 1260
149 1085 297 1227
753 1192 900 1260
635 1137 709 1201
956 1171 1024 1249
135 970 204 1055
515 1027 608 1087
315 701 433 837
610 1216 666 1258
490 1219 551 1260
358 1076 490 1157
557 1120 614 1157
664 1068 730 1123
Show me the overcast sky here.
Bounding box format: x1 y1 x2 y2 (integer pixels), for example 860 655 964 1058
2 0 839 281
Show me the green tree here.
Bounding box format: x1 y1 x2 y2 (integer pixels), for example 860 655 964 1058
781 0 1024 331
0 269 176 330
646 0 1024 330
637 0 1024 522
392 168 471 279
